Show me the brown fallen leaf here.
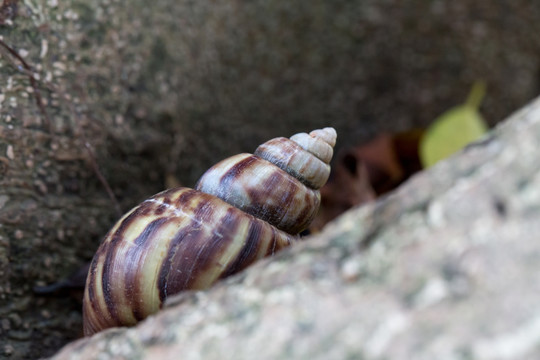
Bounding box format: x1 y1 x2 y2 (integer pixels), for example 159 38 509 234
309 152 376 232
310 130 423 232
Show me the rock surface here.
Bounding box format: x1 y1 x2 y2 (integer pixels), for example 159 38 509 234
52 97 540 359
3 1 540 357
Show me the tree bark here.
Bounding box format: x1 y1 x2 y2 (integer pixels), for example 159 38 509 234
1 0 540 358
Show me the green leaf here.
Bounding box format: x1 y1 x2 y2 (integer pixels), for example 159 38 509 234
419 82 489 168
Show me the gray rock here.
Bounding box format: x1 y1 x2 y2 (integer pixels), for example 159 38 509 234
4 0 540 357
52 96 540 359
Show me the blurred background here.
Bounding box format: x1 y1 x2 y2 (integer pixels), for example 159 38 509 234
129 0 540 187
2 0 540 357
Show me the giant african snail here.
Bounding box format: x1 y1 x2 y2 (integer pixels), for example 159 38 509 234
83 127 337 336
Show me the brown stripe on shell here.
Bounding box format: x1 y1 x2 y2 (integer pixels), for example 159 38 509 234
254 137 298 170
83 252 104 335
265 230 278 257
219 218 264 279
83 226 122 335
253 166 318 234
282 188 320 234
255 137 315 188
217 154 258 194
245 168 295 229
85 259 98 311
99 237 124 326
169 192 231 290
124 197 159 218
157 190 221 300
157 190 206 301
124 216 170 321
106 204 158 246
254 137 330 190
133 216 169 247
172 186 202 211
244 166 283 215
99 204 151 328
153 203 168 216
149 187 178 203
265 223 294 256
180 207 241 289
85 237 108 311
157 224 190 303
158 199 241 300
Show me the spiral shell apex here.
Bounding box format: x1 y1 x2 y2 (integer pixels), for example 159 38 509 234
83 127 336 336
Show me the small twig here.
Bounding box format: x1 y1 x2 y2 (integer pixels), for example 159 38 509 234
55 80 123 217
67 83 123 218
53 81 123 217
0 38 52 133
83 140 122 217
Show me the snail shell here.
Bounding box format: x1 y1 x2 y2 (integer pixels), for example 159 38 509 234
83 127 336 336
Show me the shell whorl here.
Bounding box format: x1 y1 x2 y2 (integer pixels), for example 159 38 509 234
83 188 295 335
83 127 336 336
196 127 336 234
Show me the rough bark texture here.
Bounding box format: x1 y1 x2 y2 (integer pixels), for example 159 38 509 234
53 96 540 359
1 0 540 358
